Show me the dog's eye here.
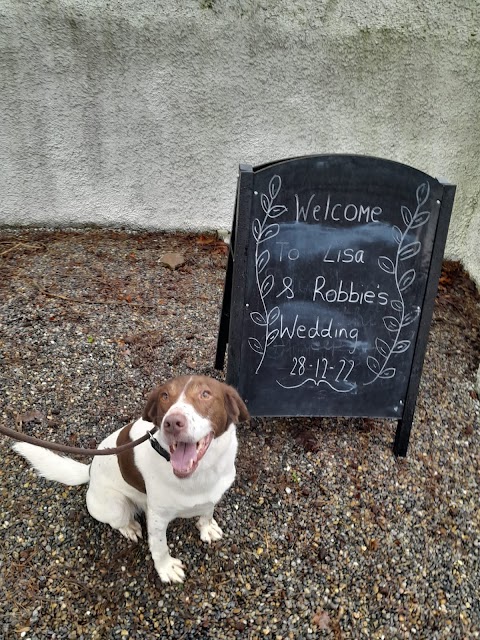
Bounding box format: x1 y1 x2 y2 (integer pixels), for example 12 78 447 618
201 389 211 399
161 392 169 401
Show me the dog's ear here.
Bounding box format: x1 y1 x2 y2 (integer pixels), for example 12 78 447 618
223 385 250 425
142 387 165 427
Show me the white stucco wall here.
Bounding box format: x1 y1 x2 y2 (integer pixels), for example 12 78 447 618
0 0 479 282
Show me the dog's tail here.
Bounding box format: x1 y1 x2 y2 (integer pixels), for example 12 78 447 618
13 442 90 486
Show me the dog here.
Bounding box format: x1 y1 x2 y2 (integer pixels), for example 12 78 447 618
13 375 249 583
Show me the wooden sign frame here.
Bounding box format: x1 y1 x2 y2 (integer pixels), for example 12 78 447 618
216 155 455 456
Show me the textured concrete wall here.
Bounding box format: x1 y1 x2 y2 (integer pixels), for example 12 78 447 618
0 0 479 281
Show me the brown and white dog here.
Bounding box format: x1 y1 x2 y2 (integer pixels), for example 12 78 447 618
14 375 249 583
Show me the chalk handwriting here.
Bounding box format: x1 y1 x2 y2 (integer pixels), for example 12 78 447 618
276 242 300 262
278 355 356 392
312 278 389 306
279 315 359 354
296 193 383 224
276 277 295 299
247 178 430 394
323 247 365 263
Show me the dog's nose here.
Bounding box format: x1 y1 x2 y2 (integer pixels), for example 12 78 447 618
163 413 187 434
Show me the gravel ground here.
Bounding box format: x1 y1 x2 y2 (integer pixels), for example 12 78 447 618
0 229 479 640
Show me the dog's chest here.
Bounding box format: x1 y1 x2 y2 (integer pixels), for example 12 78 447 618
174 501 215 519
147 462 235 514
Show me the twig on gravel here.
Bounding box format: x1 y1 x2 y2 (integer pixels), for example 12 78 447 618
29 279 156 309
61 578 97 596
0 241 45 257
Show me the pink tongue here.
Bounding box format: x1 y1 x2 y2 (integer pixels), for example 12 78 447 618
170 442 197 472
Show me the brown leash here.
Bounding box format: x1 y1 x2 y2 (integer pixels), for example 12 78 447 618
0 423 164 457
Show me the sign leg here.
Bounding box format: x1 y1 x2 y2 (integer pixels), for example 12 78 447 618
393 418 412 456
215 248 233 370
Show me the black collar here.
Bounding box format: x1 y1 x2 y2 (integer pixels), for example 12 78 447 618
147 428 171 462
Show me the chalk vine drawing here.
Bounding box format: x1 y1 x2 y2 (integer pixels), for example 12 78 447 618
364 182 431 385
248 175 287 373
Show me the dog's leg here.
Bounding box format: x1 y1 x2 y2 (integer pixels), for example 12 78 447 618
196 505 223 543
86 488 142 542
147 508 185 583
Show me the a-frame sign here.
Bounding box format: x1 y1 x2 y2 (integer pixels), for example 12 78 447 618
216 155 455 455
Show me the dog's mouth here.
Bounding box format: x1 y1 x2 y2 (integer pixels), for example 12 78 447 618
169 432 214 478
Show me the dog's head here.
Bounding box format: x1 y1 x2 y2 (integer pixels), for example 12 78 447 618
142 375 249 478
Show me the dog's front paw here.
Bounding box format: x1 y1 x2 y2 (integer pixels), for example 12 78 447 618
118 520 142 542
155 556 185 583
197 517 223 543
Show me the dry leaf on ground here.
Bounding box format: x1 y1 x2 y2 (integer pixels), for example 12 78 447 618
160 252 185 270
312 609 332 630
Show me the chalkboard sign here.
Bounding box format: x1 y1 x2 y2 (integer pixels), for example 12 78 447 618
216 155 455 455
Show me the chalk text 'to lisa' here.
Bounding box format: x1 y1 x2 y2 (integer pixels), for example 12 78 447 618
296 194 382 224
276 242 365 264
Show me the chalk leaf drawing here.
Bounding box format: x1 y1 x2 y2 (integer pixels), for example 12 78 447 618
365 182 431 385
248 175 287 373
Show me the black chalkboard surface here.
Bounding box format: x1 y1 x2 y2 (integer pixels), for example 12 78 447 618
216 155 455 455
